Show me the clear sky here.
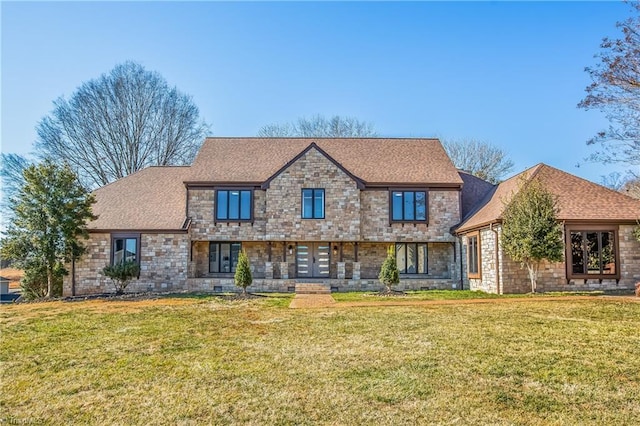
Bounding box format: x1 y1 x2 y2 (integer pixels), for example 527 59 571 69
0 1 633 184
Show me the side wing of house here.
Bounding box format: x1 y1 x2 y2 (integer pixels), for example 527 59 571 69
456 164 640 294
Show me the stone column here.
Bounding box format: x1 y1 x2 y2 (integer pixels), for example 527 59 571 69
352 262 361 280
279 262 289 280
265 261 273 279
337 262 346 280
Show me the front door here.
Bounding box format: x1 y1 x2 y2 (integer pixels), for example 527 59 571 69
296 243 330 278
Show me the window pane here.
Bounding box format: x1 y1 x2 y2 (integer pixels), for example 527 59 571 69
229 191 240 219
404 192 415 220
302 189 313 218
601 232 616 274
586 232 600 274
217 191 228 220
468 236 478 274
418 244 427 274
209 243 219 273
114 239 125 264
415 192 426 221
392 192 403 221
396 244 406 274
240 191 251 220
220 243 231 273
231 243 242 272
406 244 417 273
570 232 584 274
125 238 137 262
314 190 324 218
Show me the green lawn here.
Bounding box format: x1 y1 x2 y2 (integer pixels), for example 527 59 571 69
331 289 605 302
1 295 639 425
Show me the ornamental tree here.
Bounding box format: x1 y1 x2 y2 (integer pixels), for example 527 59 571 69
0 161 95 298
234 251 252 295
378 246 400 294
501 178 564 293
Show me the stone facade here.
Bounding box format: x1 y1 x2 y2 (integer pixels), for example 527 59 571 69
463 224 640 294
265 148 361 241
63 233 189 296
360 190 460 242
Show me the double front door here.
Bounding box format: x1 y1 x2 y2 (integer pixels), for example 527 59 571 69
296 243 330 278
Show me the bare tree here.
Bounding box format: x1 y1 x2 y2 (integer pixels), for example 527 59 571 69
579 2 640 176
36 61 209 188
601 171 640 199
258 114 377 138
442 138 514 184
1 153 31 201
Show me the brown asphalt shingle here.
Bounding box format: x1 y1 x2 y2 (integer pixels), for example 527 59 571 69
89 166 190 231
456 164 640 233
187 137 463 186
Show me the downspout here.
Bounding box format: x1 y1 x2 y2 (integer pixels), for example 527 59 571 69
458 236 464 290
490 223 501 295
71 256 76 297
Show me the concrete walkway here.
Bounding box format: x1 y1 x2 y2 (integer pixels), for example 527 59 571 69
289 293 336 309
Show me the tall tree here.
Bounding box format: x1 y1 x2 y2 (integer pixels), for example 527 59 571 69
579 2 640 175
0 161 95 298
501 178 564 293
442 138 514 184
0 153 31 224
600 171 640 199
36 61 208 189
258 114 377 138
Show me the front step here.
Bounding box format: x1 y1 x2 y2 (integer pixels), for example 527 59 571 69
295 283 331 294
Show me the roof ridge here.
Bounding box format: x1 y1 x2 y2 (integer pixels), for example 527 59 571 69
203 136 442 141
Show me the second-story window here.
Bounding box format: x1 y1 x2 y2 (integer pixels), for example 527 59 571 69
391 191 427 222
216 190 252 221
302 189 325 219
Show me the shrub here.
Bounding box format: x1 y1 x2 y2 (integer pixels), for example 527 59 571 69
102 261 140 295
234 251 252 295
378 246 399 294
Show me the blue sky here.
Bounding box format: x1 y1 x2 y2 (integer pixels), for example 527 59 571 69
0 1 633 183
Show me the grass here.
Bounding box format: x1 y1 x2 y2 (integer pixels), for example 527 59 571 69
331 289 606 302
1 295 639 424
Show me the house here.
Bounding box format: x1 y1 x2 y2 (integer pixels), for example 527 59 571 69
62 138 640 296
455 163 640 293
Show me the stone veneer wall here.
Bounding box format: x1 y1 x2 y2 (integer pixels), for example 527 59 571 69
358 242 454 281
360 190 460 242
188 188 267 241
465 229 499 294
464 224 640 294
265 148 361 241
64 233 189 296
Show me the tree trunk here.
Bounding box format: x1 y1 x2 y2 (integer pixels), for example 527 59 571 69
46 268 53 298
526 262 539 293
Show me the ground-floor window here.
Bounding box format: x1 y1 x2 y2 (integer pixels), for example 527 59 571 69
567 227 618 279
209 242 242 273
395 243 428 274
467 232 481 279
111 234 140 265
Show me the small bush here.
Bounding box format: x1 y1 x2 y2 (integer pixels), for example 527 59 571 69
103 261 140 294
378 246 399 294
234 251 252 295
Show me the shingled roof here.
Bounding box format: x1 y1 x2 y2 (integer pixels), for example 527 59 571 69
455 163 640 233
89 166 190 231
186 138 463 187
